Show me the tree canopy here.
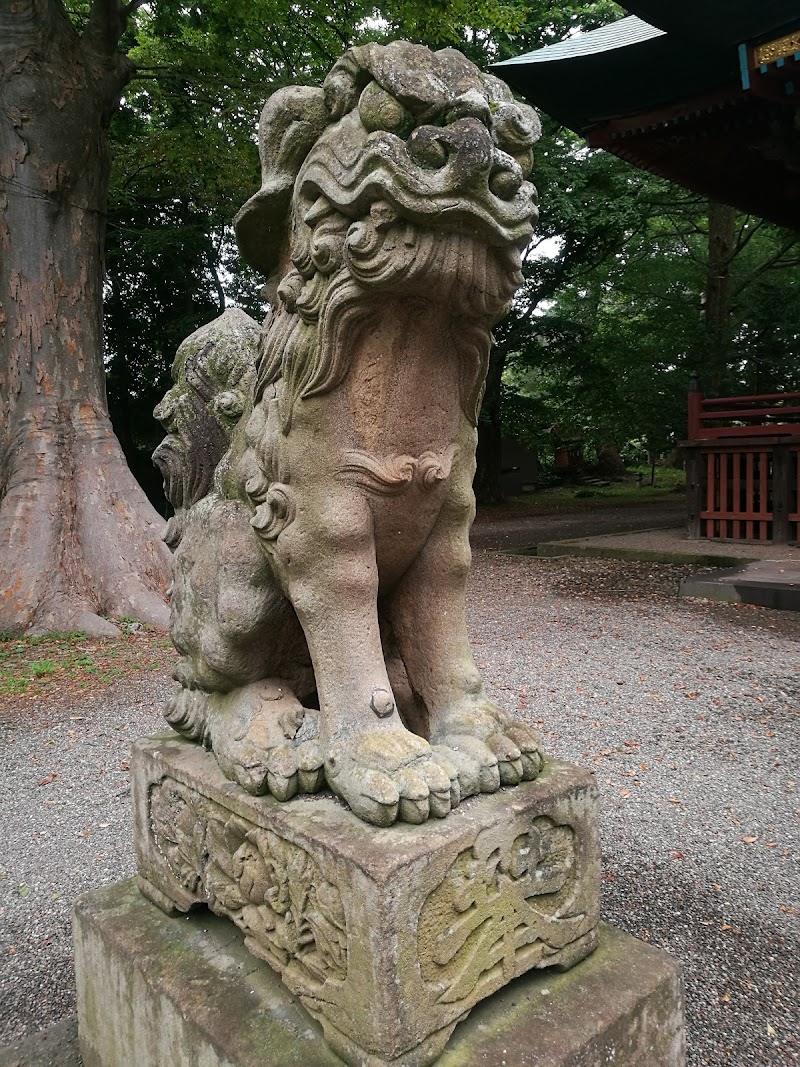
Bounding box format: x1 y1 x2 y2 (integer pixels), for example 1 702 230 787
94 0 800 506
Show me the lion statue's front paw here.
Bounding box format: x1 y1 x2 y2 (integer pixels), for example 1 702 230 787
325 729 459 827
432 706 544 798
205 680 325 800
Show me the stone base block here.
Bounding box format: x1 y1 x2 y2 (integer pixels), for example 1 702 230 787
73 880 685 1067
130 735 600 1065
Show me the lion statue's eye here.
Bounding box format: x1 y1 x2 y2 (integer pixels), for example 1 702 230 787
491 102 541 180
358 81 413 136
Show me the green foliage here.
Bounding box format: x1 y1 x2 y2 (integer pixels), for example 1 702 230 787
0 628 176 697
30 659 57 678
499 155 800 467
517 470 685 508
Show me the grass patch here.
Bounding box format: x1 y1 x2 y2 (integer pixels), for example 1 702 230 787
30 659 57 678
0 627 176 702
515 469 685 509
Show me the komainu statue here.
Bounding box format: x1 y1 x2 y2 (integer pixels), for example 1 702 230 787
154 41 544 827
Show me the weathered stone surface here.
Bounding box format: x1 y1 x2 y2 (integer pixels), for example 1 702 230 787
152 307 261 551
131 735 600 1066
74 880 684 1067
74 879 341 1067
153 42 544 826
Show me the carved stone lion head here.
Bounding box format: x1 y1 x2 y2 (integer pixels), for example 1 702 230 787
152 308 260 548
234 42 540 432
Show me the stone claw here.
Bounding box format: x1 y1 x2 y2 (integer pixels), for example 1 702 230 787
486 732 523 785
325 729 458 827
504 721 544 780
435 735 501 798
431 704 545 798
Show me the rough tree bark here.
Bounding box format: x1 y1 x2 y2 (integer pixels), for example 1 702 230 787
0 0 171 635
473 346 506 505
703 199 737 392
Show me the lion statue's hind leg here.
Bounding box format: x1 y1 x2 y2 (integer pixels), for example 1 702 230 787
164 494 325 800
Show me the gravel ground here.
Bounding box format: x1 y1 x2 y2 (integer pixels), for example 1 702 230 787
1 546 798 1065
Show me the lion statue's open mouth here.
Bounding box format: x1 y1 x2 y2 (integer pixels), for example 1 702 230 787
154 41 544 828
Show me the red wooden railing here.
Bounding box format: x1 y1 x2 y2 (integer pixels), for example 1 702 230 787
685 387 799 543
688 389 800 439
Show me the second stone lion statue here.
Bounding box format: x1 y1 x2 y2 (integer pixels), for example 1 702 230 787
154 41 544 827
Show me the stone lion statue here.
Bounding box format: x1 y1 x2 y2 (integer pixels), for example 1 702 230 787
154 41 544 827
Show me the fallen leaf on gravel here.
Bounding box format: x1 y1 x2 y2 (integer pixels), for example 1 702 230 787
779 905 798 916
37 773 58 786
767 1023 776 1037
720 993 730 1002
619 789 631 798
720 923 733 931
742 835 758 843
667 797 679 804
671 850 684 859
712 882 722 890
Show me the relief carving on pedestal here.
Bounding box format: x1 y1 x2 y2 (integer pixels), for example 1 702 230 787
418 816 586 1005
148 778 347 989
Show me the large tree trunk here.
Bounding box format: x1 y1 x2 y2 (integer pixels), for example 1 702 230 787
473 346 506 505
0 0 170 635
703 199 737 392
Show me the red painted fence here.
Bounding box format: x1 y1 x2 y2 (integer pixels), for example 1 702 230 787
685 388 799 543
688 389 800 440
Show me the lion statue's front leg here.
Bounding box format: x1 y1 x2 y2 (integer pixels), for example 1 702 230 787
268 519 460 824
387 431 544 791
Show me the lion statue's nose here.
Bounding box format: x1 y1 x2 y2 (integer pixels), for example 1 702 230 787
407 116 523 201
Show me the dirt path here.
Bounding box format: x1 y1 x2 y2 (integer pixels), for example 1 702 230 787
472 498 686 552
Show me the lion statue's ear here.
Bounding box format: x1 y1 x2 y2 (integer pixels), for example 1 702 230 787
234 86 329 280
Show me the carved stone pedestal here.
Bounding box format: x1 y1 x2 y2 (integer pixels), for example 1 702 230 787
128 735 601 1066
